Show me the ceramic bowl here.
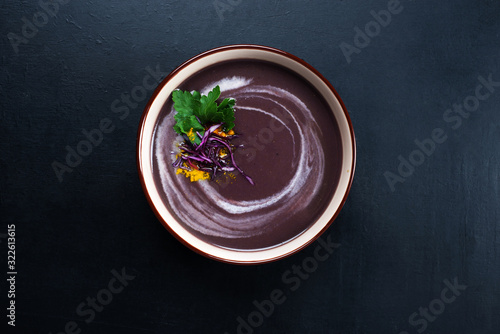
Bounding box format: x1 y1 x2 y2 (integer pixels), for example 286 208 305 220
137 45 355 264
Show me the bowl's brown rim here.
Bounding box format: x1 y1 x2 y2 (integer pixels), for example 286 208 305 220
136 44 356 265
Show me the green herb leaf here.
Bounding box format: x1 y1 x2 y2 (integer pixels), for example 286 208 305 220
172 90 201 121
173 114 204 135
198 85 221 124
217 97 235 110
171 85 236 141
217 98 236 131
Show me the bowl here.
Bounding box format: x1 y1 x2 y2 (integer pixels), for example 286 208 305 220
137 44 355 264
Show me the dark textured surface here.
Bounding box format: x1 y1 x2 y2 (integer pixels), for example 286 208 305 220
1 0 499 333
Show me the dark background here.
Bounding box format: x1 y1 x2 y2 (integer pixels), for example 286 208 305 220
1 0 499 333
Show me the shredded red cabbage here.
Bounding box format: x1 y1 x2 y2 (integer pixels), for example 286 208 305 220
172 124 254 185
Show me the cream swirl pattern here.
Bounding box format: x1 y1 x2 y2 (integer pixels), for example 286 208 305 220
155 76 326 241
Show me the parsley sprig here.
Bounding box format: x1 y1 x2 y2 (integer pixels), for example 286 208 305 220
172 85 235 143
170 85 254 185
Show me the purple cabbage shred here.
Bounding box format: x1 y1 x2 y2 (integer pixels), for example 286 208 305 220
172 124 254 185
